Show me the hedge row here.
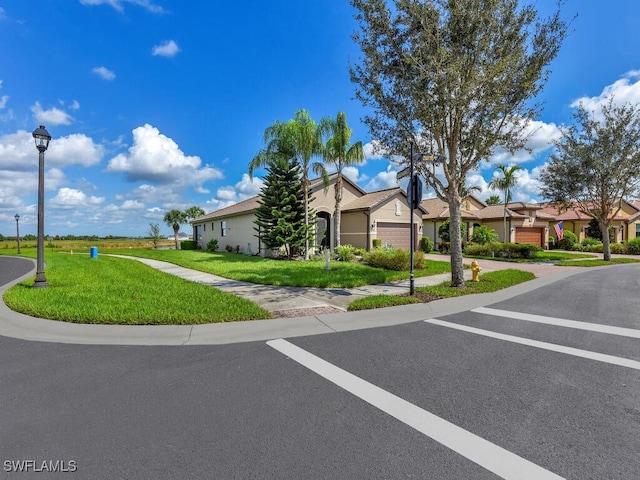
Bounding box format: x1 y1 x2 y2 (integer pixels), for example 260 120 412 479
464 242 541 259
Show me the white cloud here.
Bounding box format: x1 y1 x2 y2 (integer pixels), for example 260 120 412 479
92 66 116 81
0 130 34 170
0 7 6 20
106 124 224 190
343 166 368 184
80 0 165 14
365 164 400 191
70 100 80 110
152 40 180 57
362 140 386 161
120 199 145 209
571 70 640 113
0 80 8 109
47 133 104 167
235 173 263 198
216 186 236 201
49 187 105 209
31 101 73 126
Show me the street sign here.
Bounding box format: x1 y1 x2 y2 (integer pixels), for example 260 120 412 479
396 167 411 180
406 175 423 210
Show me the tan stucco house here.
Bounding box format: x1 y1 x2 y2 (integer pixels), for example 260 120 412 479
539 199 640 243
421 196 554 249
420 196 640 249
191 173 427 256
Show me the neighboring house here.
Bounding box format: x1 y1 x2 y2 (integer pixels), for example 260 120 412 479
539 200 640 243
191 173 427 256
421 196 553 248
420 196 640 249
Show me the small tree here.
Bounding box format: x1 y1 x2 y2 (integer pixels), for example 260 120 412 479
540 100 640 261
488 164 524 241
438 220 467 243
254 156 309 259
471 226 499 245
164 209 186 250
148 222 161 249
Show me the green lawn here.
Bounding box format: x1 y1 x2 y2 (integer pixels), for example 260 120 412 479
348 269 535 311
2 253 270 325
555 257 640 267
103 248 454 288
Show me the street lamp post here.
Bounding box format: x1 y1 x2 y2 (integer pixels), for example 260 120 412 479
14 214 21 254
32 125 51 288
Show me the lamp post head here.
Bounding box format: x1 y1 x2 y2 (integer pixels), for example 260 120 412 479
14 214 19 222
32 125 51 152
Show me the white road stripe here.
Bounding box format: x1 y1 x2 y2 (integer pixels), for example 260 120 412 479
424 319 640 371
267 338 564 480
472 307 640 339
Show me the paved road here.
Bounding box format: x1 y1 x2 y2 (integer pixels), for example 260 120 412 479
1 260 638 479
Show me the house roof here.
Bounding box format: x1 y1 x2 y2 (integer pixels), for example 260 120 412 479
193 172 394 223
342 187 428 214
419 198 537 221
538 201 633 222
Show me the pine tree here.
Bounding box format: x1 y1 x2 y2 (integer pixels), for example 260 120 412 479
254 157 309 259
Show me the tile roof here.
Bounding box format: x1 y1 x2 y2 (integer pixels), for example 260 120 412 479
342 187 428 213
194 196 261 221
538 201 632 222
420 198 526 221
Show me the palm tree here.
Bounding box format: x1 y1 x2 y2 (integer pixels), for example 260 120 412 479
164 209 187 249
184 205 205 222
320 112 365 248
249 109 328 260
485 194 501 205
488 164 524 241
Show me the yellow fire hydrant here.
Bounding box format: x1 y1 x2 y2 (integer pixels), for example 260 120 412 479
471 260 481 282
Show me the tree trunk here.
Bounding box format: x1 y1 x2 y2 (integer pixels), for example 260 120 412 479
173 223 180 250
448 194 466 287
503 192 508 242
601 220 611 261
303 179 310 260
334 176 343 248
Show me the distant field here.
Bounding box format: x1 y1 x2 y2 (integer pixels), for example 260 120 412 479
0 238 175 251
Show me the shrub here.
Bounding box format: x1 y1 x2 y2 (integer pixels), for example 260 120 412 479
557 230 578 250
372 238 382 249
470 226 499 245
364 247 424 270
225 244 233 253
419 237 434 253
180 240 197 250
206 239 219 252
625 237 640 255
438 219 467 243
581 237 601 247
582 242 603 253
335 244 356 262
464 241 541 259
610 243 627 254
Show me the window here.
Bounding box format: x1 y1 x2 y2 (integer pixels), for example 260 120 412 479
221 221 227 237
203 224 206 232
211 222 214 231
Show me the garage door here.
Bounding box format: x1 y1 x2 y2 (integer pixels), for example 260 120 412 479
377 222 413 249
515 227 543 246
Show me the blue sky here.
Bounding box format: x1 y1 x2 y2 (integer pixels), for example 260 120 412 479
1 0 639 238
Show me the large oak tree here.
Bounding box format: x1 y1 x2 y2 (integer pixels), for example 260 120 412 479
349 0 568 286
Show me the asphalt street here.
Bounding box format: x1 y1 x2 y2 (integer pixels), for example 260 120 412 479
0 259 638 479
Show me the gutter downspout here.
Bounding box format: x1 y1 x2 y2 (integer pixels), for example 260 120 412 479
365 211 371 251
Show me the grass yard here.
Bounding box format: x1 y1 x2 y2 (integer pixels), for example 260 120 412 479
463 250 597 263
103 248 454 288
2 253 270 324
555 257 640 267
348 269 535 311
